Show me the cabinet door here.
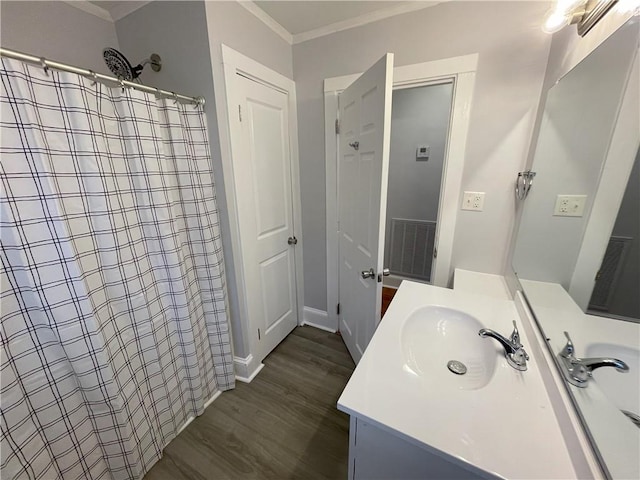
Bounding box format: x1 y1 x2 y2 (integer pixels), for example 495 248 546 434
351 418 497 480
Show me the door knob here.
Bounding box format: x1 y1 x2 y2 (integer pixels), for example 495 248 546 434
361 268 375 279
348 141 359 151
382 268 390 276
288 236 298 245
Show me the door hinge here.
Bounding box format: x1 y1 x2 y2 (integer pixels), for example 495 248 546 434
335 118 340 134
238 105 242 122
257 328 261 340
337 303 340 315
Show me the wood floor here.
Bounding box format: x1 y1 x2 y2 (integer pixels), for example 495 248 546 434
144 326 356 480
381 287 397 317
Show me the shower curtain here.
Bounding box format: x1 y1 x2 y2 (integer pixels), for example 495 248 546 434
0 58 234 479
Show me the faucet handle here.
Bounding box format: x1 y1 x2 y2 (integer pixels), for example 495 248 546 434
514 346 530 363
560 331 575 358
509 320 521 347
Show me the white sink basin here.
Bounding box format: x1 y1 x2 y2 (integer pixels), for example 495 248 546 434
585 343 640 418
401 305 497 390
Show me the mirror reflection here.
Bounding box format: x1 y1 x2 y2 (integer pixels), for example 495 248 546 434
587 152 639 320
513 18 639 480
513 19 639 323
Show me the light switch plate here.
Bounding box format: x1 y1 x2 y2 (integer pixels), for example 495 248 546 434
553 195 587 217
462 191 485 211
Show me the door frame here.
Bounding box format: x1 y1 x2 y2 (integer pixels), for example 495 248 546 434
325 54 478 332
218 45 304 376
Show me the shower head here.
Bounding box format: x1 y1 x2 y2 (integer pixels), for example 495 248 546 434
103 48 161 81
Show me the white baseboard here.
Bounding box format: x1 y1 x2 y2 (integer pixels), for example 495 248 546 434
302 306 337 333
234 354 264 383
177 390 222 435
382 275 403 289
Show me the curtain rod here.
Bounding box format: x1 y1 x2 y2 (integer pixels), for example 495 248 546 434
0 47 205 107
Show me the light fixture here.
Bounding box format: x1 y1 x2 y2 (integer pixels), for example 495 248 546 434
616 0 640 13
542 0 625 36
542 0 588 34
543 10 573 33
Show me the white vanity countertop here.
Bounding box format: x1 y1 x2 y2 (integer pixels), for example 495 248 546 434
453 268 512 300
519 279 640 480
518 279 639 350
337 281 576 480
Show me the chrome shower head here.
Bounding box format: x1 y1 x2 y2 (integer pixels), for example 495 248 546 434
103 48 161 81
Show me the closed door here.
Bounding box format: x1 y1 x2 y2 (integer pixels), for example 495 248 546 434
233 74 298 361
338 54 394 363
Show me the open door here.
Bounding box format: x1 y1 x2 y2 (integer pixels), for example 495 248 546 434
338 54 394 363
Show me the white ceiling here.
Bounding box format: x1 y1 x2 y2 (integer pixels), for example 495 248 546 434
84 1 150 21
83 0 440 43
254 1 415 35
89 0 128 10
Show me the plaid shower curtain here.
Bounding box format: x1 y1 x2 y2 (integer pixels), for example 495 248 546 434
0 58 235 479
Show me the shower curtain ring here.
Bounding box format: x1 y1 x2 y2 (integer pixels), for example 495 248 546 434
88 70 98 86
118 77 126 94
40 57 49 76
172 92 179 105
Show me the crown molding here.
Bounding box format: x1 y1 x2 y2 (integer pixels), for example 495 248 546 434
62 0 113 22
108 1 151 21
292 1 442 44
62 1 151 23
236 1 442 46
63 0 441 45
237 1 293 45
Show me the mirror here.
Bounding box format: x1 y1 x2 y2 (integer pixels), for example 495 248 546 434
512 19 639 480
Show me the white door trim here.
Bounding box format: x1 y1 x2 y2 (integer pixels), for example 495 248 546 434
218 45 304 366
325 54 477 332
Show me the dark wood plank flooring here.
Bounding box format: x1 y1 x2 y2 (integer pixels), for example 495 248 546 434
144 326 356 480
382 287 397 317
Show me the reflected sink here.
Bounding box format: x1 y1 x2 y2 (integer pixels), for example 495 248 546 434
585 343 640 421
401 306 497 390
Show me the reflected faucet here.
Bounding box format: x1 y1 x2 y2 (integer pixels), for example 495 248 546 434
479 320 529 371
557 331 629 388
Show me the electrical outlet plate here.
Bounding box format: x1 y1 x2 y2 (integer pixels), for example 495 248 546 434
462 191 485 211
553 195 587 217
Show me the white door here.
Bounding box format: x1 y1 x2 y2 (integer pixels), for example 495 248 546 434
232 74 298 361
338 54 394 363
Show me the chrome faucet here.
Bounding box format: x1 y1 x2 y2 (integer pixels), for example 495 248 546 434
479 320 529 371
557 331 629 388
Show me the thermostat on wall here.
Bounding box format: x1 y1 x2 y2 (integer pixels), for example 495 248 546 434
416 145 430 161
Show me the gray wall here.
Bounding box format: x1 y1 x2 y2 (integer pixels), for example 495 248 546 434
115 1 243 352
609 152 640 319
118 1 293 359
512 24 637 287
504 11 637 296
0 1 118 74
204 1 293 358
383 83 453 268
204 1 293 80
293 1 551 311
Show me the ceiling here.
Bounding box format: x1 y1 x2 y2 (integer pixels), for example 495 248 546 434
86 1 440 42
89 0 129 10
253 1 417 35
85 1 151 21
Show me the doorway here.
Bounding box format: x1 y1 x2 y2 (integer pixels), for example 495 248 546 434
383 82 454 291
324 54 478 337
219 45 305 379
